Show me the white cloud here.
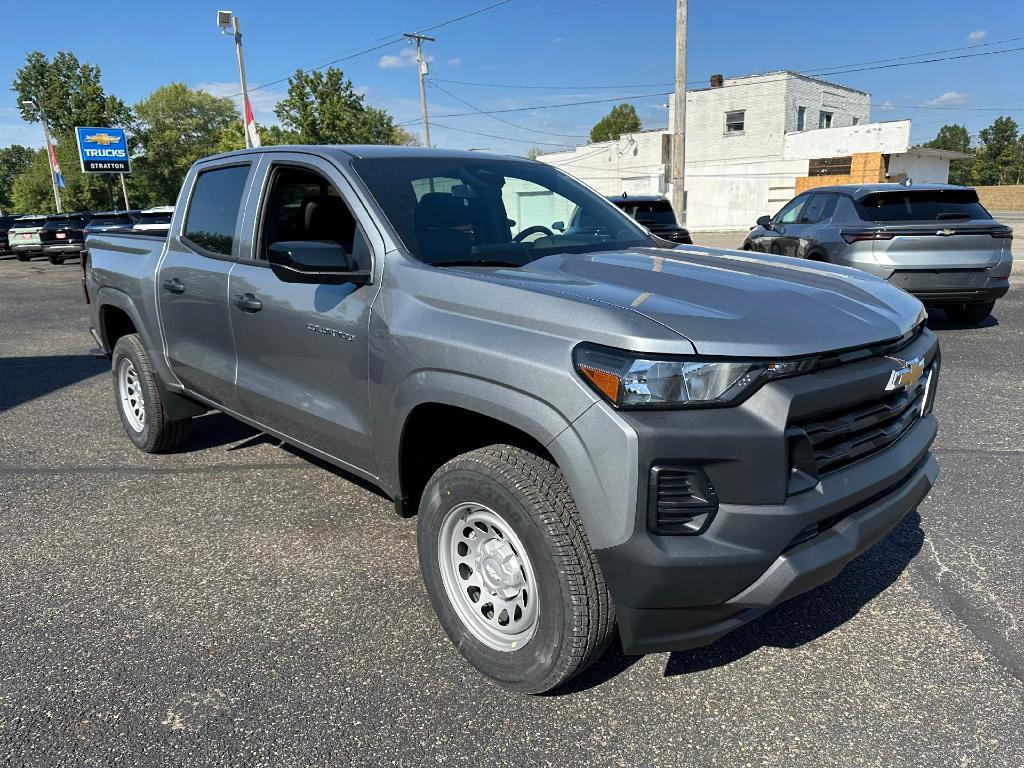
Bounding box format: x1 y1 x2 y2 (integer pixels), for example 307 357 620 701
379 47 433 70
879 100 896 111
966 29 987 44
553 36 566 43
923 91 969 107
447 58 462 67
195 81 283 123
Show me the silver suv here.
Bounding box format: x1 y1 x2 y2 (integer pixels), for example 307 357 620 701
743 184 1013 324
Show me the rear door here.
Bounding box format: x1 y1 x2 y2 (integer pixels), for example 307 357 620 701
855 188 1010 269
156 160 254 408
227 152 382 474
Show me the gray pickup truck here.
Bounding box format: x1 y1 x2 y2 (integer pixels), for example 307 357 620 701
84 146 940 693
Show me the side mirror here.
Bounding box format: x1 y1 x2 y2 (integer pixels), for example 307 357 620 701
552 221 565 232
756 215 772 230
267 241 371 285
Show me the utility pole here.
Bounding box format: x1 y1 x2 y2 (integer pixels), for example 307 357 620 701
670 0 687 225
23 97 62 213
219 11 259 148
404 33 435 148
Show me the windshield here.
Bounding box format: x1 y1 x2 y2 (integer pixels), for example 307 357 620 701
351 157 651 266
90 216 133 228
614 200 678 227
856 189 991 222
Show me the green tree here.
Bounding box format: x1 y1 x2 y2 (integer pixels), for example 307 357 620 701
923 124 973 186
215 120 296 153
0 144 36 211
526 146 543 160
972 116 1022 186
131 83 239 206
10 148 52 212
12 50 131 135
391 126 422 147
274 68 397 144
589 103 642 143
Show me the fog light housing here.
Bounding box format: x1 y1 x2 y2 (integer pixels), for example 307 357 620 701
648 465 718 535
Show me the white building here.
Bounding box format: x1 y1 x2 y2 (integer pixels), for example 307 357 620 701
537 71 967 230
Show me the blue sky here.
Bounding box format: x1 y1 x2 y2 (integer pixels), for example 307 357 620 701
2 0 1023 155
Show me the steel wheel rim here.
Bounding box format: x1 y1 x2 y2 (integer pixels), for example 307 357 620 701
438 502 539 652
117 358 146 432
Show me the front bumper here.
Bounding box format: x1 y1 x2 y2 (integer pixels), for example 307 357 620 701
594 329 940 655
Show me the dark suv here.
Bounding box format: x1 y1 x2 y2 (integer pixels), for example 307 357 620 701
743 184 1013 324
84 210 140 236
0 214 18 255
607 194 692 244
40 212 93 264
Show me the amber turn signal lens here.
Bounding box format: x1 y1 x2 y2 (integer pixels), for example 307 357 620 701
579 366 620 404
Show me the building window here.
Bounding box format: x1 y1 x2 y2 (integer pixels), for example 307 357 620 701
724 110 745 135
796 106 806 131
819 111 833 129
852 117 860 125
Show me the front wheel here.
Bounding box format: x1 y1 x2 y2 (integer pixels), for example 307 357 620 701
111 334 192 452
945 301 994 325
417 445 615 693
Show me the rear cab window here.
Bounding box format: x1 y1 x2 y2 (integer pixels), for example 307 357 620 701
856 189 991 222
182 164 251 256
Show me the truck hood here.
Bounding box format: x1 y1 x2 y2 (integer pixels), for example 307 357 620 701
491 246 925 357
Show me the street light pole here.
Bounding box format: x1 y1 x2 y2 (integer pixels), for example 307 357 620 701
670 0 687 225
24 97 62 213
404 32 435 148
219 10 258 148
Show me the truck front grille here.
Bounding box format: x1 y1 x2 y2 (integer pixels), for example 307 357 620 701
794 371 930 476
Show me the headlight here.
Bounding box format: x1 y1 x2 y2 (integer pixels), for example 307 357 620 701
573 343 814 409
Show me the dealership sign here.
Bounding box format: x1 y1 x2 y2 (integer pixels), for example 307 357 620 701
74 126 131 173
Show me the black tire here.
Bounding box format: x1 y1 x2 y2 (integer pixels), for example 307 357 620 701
47 255 65 265
15 253 31 262
945 301 994 325
418 444 615 694
111 334 192 453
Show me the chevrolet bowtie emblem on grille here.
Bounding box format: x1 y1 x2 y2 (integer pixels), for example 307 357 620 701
936 228 956 236
885 356 925 391
84 132 120 146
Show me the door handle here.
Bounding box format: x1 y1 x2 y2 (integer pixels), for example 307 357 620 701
232 293 262 312
161 278 185 294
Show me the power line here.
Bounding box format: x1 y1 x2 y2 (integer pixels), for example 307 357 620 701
430 122 575 147
430 82 589 138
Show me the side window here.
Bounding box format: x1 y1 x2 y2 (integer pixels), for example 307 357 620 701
776 196 808 224
183 165 250 256
799 193 832 223
260 165 371 270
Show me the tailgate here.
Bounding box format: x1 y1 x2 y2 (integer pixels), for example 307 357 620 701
872 224 1010 269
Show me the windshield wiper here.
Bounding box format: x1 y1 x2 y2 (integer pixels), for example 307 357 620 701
432 259 524 268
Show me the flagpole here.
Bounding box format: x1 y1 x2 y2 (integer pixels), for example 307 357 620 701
24 97 62 212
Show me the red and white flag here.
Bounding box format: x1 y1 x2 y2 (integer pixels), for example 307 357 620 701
244 96 261 148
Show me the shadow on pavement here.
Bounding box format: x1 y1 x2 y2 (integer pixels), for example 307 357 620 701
0 354 108 412
662 510 924 678
926 308 999 330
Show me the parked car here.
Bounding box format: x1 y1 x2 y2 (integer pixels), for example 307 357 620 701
132 206 174 236
0 214 19 255
85 146 939 693
85 210 141 236
743 183 1013 324
607 194 692 244
7 214 48 260
40 212 93 264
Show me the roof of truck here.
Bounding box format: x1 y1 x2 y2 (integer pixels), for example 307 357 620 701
205 145 527 164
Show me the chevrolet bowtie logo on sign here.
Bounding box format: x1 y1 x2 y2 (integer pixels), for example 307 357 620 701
74 126 131 174
84 132 121 146
885 356 926 392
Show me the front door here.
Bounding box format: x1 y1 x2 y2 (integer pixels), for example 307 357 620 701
228 155 381 475
763 194 810 257
156 161 253 408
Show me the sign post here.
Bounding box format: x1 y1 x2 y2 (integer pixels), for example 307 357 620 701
74 126 132 210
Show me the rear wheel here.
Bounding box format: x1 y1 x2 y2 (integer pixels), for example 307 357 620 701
111 334 192 452
945 301 994 325
47 255 65 265
15 253 31 262
418 444 615 694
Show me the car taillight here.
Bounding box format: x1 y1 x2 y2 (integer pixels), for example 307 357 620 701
990 229 1013 239
841 231 895 244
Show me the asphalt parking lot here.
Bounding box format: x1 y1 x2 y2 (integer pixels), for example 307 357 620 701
1 256 1022 767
